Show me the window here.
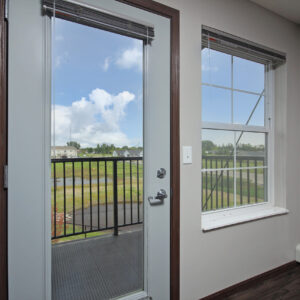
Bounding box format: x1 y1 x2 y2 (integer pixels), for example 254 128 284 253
201 26 285 217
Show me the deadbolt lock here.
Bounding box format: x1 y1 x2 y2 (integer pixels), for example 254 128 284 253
157 168 166 179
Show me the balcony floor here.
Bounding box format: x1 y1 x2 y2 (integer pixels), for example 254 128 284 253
52 228 143 300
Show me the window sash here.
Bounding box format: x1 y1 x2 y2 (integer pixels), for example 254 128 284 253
202 122 268 133
202 82 263 97
201 166 267 172
201 31 274 212
201 56 268 130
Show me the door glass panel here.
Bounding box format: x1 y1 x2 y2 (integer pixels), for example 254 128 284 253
51 17 144 300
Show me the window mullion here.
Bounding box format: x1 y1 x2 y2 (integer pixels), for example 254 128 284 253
231 55 237 208
202 82 263 97
231 55 234 124
202 122 269 133
234 132 237 208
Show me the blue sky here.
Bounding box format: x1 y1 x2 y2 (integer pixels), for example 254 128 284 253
51 19 265 149
52 18 143 148
201 48 266 148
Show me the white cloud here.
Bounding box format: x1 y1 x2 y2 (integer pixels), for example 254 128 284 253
102 57 111 71
55 35 64 42
201 49 219 72
201 64 218 72
54 51 69 68
52 88 136 148
115 40 143 71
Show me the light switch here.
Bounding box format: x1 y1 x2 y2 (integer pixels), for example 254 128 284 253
183 146 192 164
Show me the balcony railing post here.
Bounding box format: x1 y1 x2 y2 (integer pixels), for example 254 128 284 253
113 160 118 236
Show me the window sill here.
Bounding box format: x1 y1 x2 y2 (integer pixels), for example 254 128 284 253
202 206 289 232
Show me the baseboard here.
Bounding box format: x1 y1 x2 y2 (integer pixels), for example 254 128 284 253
199 261 298 300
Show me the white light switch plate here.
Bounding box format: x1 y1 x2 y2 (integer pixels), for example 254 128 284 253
183 146 192 164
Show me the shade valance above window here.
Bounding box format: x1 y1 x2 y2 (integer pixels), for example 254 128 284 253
42 0 155 44
202 25 286 68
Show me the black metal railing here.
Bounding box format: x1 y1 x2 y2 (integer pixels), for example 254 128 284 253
51 157 143 239
202 155 266 212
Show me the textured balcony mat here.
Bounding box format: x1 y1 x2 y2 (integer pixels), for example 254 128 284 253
52 230 143 300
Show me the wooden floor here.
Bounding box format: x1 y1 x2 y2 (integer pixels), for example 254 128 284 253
207 262 300 300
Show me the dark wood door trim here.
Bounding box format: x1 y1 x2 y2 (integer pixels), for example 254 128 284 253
0 0 8 299
117 1 180 299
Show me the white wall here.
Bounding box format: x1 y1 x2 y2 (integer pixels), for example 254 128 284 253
154 0 300 299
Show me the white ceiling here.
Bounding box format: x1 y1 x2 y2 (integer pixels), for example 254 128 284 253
250 0 300 24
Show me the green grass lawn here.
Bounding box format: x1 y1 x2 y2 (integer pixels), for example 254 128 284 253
52 177 144 213
202 172 265 211
52 160 143 211
51 160 144 241
202 157 265 174
51 157 266 242
52 160 142 179
202 188 265 211
51 159 264 215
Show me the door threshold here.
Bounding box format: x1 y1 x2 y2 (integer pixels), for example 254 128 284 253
114 290 148 300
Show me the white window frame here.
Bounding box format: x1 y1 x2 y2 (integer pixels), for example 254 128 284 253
201 49 288 230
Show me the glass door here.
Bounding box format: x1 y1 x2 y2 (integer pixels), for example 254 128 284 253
51 16 145 300
7 0 170 299
49 1 171 299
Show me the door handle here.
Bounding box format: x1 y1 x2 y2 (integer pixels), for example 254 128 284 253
148 189 167 205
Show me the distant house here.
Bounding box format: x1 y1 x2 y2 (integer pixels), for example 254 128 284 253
129 149 143 157
113 150 129 157
113 149 143 157
51 146 78 158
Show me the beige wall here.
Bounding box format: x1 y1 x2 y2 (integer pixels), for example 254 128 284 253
155 0 300 299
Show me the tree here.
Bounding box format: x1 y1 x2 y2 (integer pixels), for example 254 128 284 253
95 144 101 154
202 140 215 153
93 143 116 154
67 141 80 149
87 147 93 153
108 144 115 154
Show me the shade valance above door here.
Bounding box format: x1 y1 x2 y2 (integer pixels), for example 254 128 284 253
42 0 155 44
